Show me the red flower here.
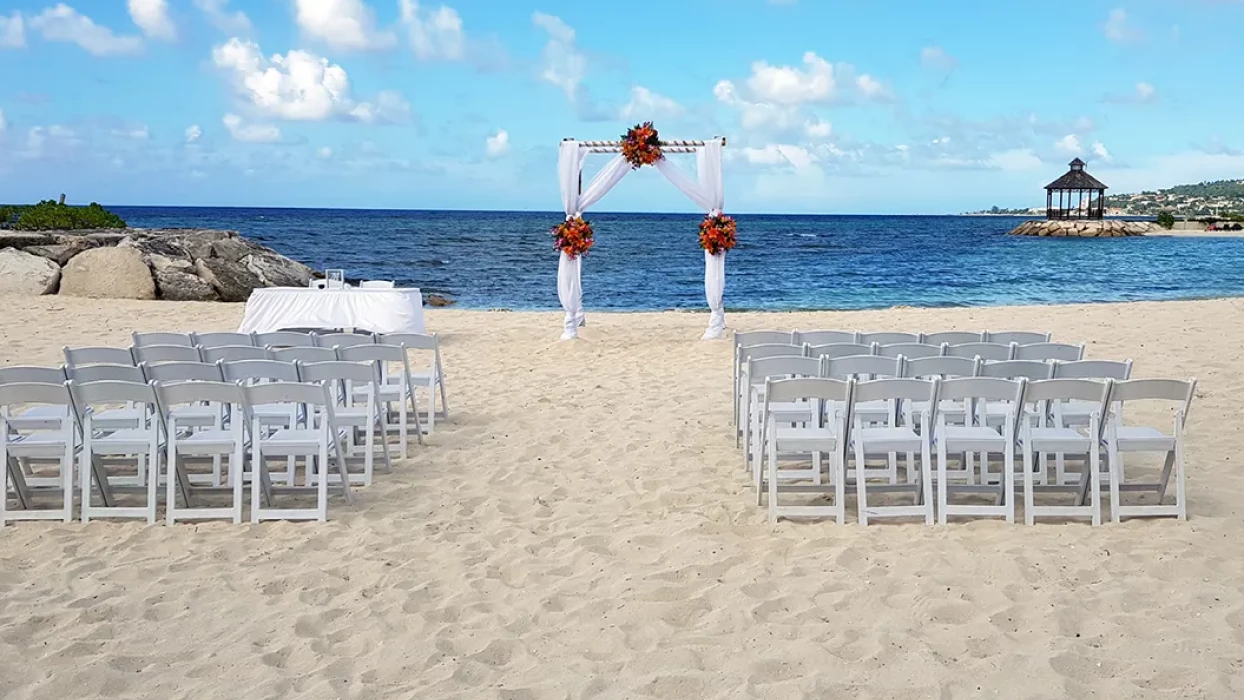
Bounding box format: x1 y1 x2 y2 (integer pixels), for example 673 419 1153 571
698 213 737 255
551 216 595 258
621 122 664 169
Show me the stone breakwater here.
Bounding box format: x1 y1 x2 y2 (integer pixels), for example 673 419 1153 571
0 228 315 301
1009 220 1159 237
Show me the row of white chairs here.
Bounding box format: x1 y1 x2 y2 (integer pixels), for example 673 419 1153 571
1 357 420 525
755 376 1194 526
743 330 1053 347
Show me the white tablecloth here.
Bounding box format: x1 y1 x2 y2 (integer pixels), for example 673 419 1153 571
237 288 426 335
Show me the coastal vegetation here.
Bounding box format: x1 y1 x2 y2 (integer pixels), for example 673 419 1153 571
0 201 128 231
1156 211 1176 230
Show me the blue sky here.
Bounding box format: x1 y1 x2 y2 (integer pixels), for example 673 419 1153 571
1 0 1242 213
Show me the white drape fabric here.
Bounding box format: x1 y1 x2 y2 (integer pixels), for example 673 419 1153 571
656 139 727 339
557 142 633 339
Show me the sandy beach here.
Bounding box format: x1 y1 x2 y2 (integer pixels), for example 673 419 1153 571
2 295 1243 699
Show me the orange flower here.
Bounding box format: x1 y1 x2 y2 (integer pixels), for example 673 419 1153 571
698 213 737 255
622 121 664 169
551 216 595 258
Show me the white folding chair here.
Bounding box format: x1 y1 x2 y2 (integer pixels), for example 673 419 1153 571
154 381 246 524
336 345 424 452
827 355 904 482
0 367 71 430
1019 379 1113 525
922 331 985 346
849 378 940 525
1 382 76 525
934 378 1027 524
1052 360 1134 442
762 377 853 523
132 344 203 365
191 332 256 348
314 332 376 349
1105 379 1196 522
64 364 147 431
878 343 945 359
63 346 135 367
858 332 921 346
132 332 194 347
296 361 394 486
987 331 1051 346
242 382 352 523
69 380 162 524
200 345 270 363
140 361 228 436
377 333 450 432
946 342 1016 362
741 355 824 479
796 330 857 346
1015 343 1085 363
253 331 317 349
269 346 339 364
733 331 797 429
808 343 876 361
735 343 807 443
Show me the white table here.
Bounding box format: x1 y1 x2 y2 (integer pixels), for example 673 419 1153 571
237 287 426 335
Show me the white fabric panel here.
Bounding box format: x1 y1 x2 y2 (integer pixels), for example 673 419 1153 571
557 252 582 340
703 251 726 339
654 158 713 212
579 155 631 214
237 288 426 335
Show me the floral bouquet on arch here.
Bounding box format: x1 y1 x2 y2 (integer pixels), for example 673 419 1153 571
699 213 737 255
552 216 595 258
621 122 663 169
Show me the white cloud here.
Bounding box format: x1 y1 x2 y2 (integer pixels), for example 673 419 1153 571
194 0 251 34
1055 134 1082 155
1092 141 1112 162
294 0 396 52
1104 8 1142 43
185 124 202 143
855 74 889 100
532 12 585 101
318 146 333 159
987 149 1042 171
29 4 144 56
1104 81 1157 104
111 124 150 139
485 129 509 157
127 0 175 41
1135 82 1156 101
212 38 409 123
713 80 800 131
0 107 7 133
619 86 683 120
399 0 465 60
222 113 280 143
805 118 832 139
920 45 957 71
0 11 25 49
747 52 837 105
740 144 816 169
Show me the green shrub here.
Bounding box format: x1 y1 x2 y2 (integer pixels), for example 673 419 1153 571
1156 211 1176 230
4 200 127 231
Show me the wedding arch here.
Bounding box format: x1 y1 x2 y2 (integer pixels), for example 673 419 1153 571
553 123 734 341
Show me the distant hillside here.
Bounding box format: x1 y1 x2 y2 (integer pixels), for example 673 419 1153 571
966 179 1244 218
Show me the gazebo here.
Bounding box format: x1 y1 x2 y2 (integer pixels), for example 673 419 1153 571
1045 158 1107 220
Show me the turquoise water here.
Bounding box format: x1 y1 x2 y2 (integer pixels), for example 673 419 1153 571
112 207 1244 311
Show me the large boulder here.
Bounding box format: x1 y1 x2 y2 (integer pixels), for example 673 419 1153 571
0 232 56 248
0 247 61 295
22 238 92 266
60 246 156 299
155 269 219 302
119 234 191 261
148 253 194 274
243 251 313 288
196 257 263 302
173 230 234 261
211 235 264 263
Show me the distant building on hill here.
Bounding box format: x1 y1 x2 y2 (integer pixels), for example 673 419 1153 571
1045 158 1107 220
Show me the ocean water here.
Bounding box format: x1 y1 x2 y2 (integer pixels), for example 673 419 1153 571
113 207 1244 311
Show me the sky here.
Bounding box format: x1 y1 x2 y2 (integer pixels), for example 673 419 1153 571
1 0 1243 214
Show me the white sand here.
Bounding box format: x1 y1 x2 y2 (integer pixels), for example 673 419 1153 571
2 295 1243 699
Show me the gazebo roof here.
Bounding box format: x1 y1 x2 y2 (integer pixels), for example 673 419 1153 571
1045 159 1108 190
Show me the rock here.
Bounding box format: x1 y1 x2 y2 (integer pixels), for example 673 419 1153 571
0 232 56 248
211 235 262 263
119 234 191 261
59 246 156 299
426 293 455 307
22 239 91 266
82 232 128 246
243 251 313 288
173 230 234 261
196 257 262 302
148 253 194 274
0 247 61 295
155 269 219 302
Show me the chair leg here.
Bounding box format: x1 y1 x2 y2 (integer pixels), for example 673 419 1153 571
854 442 868 526
937 440 948 525
1175 434 1187 521
1108 439 1122 524
834 449 846 525
407 386 424 445
921 439 934 526
1023 446 1035 526
437 376 449 420
146 443 159 525
767 435 778 523
1003 448 1015 524
1090 448 1102 526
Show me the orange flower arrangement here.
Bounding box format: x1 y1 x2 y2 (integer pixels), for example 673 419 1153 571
621 122 663 169
699 213 737 255
552 216 595 258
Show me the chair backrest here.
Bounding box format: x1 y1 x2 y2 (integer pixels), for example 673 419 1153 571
191 332 256 348
295 360 376 384
946 342 1015 362
735 330 796 349
359 280 395 289
795 330 857 346
939 376 1027 403
765 376 853 404
858 332 921 346
739 343 807 364
377 332 438 351
153 380 243 430
853 377 940 407
1110 379 1197 425
877 342 944 359
200 345 270 363
132 331 194 347
809 343 875 360
336 344 406 364
922 331 984 345
1024 378 1113 405
220 359 300 383
827 354 901 380
63 346 135 367
68 380 158 419
1014 342 1085 362
746 356 823 382
979 360 1055 381
269 346 340 364
242 382 332 411
65 363 146 384
0 381 72 410
1053 359 1133 380
140 361 224 384
902 356 979 379
252 331 317 349
132 344 203 365
315 332 376 349
986 331 1051 345
0 366 67 385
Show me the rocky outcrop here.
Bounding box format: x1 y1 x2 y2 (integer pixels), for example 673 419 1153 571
0 227 321 302
0 247 61 295
1009 220 1159 237
60 246 157 299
